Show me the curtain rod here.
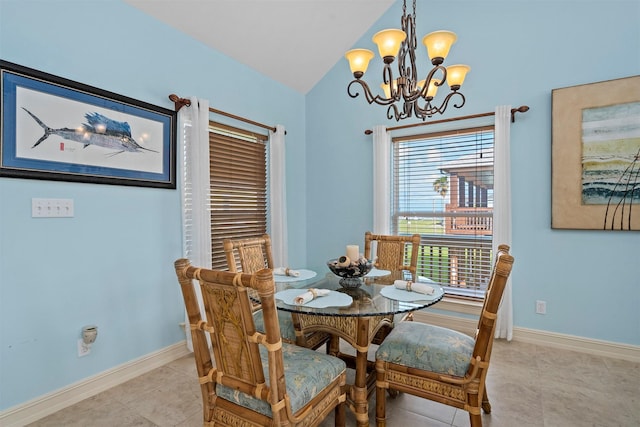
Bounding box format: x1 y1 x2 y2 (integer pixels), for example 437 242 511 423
363 105 529 135
168 94 279 134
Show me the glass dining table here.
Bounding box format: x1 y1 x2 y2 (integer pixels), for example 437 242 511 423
272 269 444 427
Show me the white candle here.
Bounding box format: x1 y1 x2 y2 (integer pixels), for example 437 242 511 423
346 245 359 263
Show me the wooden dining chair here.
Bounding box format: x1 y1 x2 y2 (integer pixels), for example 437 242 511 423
223 235 331 350
174 259 346 427
374 245 515 427
364 232 422 341
364 232 421 282
224 234 274 275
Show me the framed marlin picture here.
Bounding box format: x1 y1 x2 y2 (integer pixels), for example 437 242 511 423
0 60 176 188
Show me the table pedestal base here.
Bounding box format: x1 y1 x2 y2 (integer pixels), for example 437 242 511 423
300 314 393 427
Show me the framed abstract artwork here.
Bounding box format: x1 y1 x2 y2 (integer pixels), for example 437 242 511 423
0 60 176 188
551 75 640 230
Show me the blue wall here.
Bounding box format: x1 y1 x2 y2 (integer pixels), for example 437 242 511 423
0 0 307 410
0 0 638 414
306 0 640 344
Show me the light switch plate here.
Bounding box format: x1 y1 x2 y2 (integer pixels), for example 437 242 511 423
32 198 74 218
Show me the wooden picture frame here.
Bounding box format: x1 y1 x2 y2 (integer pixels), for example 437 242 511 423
0 60 176 188
551 75 640 230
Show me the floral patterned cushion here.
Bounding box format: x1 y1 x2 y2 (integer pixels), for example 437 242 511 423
376 321 475 377
216 343 346 416
253 309 297 343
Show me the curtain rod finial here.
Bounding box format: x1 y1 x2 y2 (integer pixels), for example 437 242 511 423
168 94 191 112
510 105 529 122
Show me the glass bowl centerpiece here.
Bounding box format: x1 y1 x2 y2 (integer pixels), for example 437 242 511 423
327 257 372 288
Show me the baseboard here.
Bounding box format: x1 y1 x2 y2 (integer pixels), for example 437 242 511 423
3 321 639 427
512 326 640 362
412 311 640 363
0 341 191 427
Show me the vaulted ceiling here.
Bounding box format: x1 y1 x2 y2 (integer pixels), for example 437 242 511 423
124 0 395 94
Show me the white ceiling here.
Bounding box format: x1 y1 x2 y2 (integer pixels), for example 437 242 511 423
124 0 395 94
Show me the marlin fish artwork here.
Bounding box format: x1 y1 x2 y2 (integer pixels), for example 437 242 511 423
22 108 158 156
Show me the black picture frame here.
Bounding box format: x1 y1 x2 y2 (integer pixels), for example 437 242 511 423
0 60 176 189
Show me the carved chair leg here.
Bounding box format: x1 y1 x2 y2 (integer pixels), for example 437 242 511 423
468 393 483 427
335 399 346 427
482 389 492 413
328 335 340 357
375 387 386 426
469 412 482 427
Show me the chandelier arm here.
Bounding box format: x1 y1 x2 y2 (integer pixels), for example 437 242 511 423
413 99 434 120
348 79 399 106
387 104 399 121
347 79 377 104
451 92 466 109
414 91 466 119
387 103 410 121
375 95 402 106
382 65 400 102
413 65 447 101
415 97 444 118
404 99 415 118
395 64 445 104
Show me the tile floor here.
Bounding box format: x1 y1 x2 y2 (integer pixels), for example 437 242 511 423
27 340 640 427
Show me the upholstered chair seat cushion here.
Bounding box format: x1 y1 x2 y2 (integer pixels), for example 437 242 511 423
217 343 346 416
253 309 297 343
376 321 475 377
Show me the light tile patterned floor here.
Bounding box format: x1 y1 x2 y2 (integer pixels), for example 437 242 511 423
28 340 640 427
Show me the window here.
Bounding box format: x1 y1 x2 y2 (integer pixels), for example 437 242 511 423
182 119 268 271
392 126 494 299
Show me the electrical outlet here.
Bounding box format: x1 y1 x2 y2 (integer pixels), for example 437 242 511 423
77 339 91 357
535 300 546 314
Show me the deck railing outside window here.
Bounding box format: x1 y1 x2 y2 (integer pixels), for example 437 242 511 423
395 207 493 299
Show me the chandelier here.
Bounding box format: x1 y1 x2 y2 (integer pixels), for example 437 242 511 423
345 0 470 121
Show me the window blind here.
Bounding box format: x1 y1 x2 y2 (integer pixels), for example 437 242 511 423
209 123 268 270
392 126 494 299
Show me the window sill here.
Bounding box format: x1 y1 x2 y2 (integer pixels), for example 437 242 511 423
432 296 482 316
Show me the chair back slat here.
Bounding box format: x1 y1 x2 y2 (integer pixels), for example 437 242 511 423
200 279 264 386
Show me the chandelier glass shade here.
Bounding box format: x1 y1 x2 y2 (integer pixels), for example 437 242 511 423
345 0 470 121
